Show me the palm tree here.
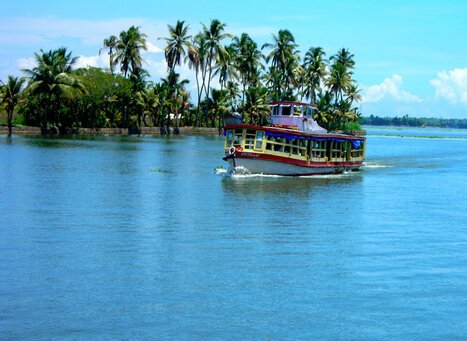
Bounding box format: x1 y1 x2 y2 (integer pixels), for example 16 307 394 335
302 46 327 103
1 76 25 136
99 35 118 73
314 91 333 130
161 70 189 133
262 29 300 98
151 82 170 131
202 19 232 101
225 81 240 111
244 87 269 125
232 33 262 116
213 44 237 90
346 83 362 104
23 47 85 133
327 61 352 104
163 20 191 73
162 20 191 133
209 88 229 133
330 48 355 70
113 26 147 78
186 34 207 126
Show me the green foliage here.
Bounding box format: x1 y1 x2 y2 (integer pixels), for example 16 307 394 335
75 67 132 128
344 121 362 131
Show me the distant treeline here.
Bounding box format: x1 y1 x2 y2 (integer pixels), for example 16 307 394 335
362 114 467 129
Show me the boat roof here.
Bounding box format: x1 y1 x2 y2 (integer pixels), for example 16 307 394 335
224 124 365 141
269 101 317 108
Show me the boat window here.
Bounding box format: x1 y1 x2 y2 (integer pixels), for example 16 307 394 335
310 140 327 159
271 106 279 115
350 140 365 159
226 130 233 146
293 106 302 116
281 106 291 116
233 134 242 147
254 131 265 150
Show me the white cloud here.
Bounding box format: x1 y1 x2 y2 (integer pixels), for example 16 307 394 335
16 57 36 69
75 54 109 69
363 74 422 103
430 68 467 104
145 41 163 53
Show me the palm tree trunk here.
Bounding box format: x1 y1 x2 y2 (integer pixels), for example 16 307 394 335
7 110 13 136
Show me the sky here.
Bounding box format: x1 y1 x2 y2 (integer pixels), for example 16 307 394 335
1 0 467 118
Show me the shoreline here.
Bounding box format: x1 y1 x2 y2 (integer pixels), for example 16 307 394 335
0 126 221 136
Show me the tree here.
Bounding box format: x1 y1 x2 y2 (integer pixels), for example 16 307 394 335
202 19 232 101
163 20 191 73
23 47 85 133
330 48 355 70
161 71 189 133
244 87 269 125
213 44 237 90
186 34 207 126
74 67 132 128
162 20 191 133
262 29 300 99
1 76 25 136
208 88 228 132
302 46 327 103
327 61 352 103
314 91 333 130
231 33 262 116
225 81 240 111
99 35 118 74
113 26 147 78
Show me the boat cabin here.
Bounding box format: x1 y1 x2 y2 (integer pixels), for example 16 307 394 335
270 101 326 133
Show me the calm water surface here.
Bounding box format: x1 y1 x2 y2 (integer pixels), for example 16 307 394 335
1 127 466 339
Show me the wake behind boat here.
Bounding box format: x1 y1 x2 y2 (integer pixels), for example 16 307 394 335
222 101 366 176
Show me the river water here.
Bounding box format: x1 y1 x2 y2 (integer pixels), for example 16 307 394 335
1 127 466 339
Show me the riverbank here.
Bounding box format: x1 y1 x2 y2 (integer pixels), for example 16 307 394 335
0 126 221 136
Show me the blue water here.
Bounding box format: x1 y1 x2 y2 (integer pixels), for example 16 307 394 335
1 127 466 339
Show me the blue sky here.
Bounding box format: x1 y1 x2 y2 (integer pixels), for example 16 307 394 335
1 0 467 118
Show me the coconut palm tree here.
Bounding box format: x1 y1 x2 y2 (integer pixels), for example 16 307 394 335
113 26 147 78
346 83 362 104
162 20 191 133
202 19 232 101
186 34 209 127
161 70 189 133
1 76 25 136
231 33 262 116
262 29 300 99
163 20 191 73
99 35 118 73
327 61 352 104
23 47 85 133
208 88 229 133
330 48 355 70
302 46 327 103
314 91 333 130
213 44 237 90
225 80 240 111
244 87 269 125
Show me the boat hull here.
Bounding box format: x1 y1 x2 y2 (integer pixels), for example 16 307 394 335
226 154 362 176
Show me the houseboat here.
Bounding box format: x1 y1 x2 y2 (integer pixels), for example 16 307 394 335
222 101 366 176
